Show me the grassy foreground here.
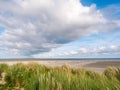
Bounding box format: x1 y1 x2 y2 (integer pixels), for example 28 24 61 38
0 63 120 90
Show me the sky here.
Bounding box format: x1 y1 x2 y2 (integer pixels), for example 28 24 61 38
0 0 120 58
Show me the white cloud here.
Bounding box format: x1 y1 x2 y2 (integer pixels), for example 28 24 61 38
33 45 120 58
101 4 120 20
0 0 119 56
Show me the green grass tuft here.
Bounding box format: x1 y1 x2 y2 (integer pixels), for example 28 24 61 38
0 63 119 90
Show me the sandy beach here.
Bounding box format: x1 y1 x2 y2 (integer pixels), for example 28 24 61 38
0 60 120 72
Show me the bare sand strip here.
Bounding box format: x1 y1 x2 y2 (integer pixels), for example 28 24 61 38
83 61 120 72
0 60 120 72
0 60 97 67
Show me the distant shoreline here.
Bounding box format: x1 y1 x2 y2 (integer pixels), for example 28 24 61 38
0 58 120 61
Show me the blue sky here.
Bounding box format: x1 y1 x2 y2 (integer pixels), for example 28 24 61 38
81 0 120 8
0 0 120 58
0 27 4 35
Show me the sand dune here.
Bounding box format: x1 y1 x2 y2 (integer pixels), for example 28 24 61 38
0 60 120 72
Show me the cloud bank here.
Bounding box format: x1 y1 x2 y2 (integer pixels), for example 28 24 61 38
0 0 119 56
33 45 120 58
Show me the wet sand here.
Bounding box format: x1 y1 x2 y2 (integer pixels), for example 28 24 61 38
84 61 120 68
0 60 120 72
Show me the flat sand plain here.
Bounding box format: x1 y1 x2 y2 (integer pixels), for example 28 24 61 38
0 60 120 72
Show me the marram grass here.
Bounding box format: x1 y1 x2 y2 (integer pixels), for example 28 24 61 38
0 63 120 90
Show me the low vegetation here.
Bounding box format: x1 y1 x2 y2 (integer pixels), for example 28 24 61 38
0 63 120 90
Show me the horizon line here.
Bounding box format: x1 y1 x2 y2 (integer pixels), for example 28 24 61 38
0 58 120 61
